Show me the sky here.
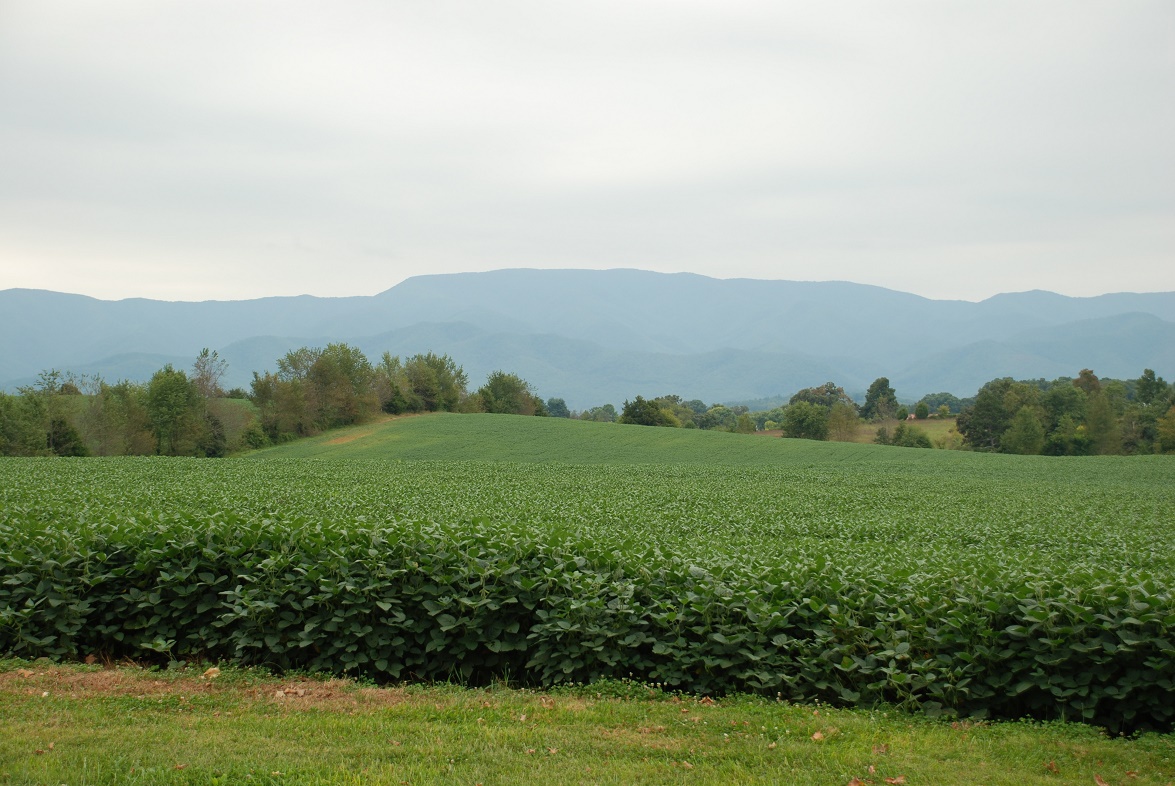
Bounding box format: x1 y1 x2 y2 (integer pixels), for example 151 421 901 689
1 1 1172 303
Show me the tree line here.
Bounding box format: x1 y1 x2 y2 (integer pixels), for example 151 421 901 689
4 351 1173 457
592 368 1175 455
955 368 1174 455
0 346 548 457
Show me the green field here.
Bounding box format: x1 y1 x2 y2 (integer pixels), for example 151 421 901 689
252 412 957 463
4 413 1174 735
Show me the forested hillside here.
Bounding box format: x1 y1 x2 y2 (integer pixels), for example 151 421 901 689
3 269 1173 407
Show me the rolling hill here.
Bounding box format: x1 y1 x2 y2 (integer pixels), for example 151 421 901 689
251 411 989 465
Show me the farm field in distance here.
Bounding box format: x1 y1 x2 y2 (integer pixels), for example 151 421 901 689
2 414 1174 783
251 411 963 462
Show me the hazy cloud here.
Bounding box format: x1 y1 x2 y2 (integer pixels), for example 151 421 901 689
1 1 1172 301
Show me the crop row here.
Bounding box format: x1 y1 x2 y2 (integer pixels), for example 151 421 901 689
1 457 1173 731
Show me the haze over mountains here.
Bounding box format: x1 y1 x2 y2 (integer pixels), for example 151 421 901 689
3 269 1173 409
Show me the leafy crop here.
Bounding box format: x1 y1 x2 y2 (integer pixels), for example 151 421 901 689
2 450 1173 732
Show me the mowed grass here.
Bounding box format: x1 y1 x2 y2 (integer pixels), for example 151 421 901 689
251 412 956 463
3 661 1173 786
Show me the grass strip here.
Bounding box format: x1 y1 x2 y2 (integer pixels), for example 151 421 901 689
1 661 1172 786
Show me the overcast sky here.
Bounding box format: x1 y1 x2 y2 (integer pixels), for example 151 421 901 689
1 1 1172 302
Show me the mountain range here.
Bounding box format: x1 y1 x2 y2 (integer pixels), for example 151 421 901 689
3 269 1173 409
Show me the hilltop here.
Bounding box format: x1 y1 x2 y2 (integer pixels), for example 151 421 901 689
252 411 1004 467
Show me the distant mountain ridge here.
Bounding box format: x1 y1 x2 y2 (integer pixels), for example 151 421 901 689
3 269 1173 408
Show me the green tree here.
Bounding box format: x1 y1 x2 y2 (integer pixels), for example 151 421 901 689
620 396 672 427
478 371 545 415
0 392 48 455
789 382 858 412
47 417 89 456
403 352 467 412
919 392 964 414
1135 368 1168 406
311 343 377 428
781 401 828 440
914 402 929 420
146 365 201 455
827 401 859 441
957 378 1016 451
375 353 414 414
1042 382 1087 433
652 394 697 427
860 377 898 421
581 404 617 423
890 422 932 448
546 398 571 418
1085 392 1120 455
91 380 156 455
191 348 228 398
1157 406 1175 453
1001 406 1045 455
1043 413 1092 456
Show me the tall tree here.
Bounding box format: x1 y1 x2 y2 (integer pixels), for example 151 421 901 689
1157 406 1175 453
1135 368 1168 407
1084 392 1120 455
827 401 860 441
789 382 858 412
191 348 228 398
957 378 1014 451
1073 368 1102 395
479 371 545 416
1002 406 1046 455
781 401 829 440
311 343 377 428
146 365 201 455
619 396 671 426
860 377 898 421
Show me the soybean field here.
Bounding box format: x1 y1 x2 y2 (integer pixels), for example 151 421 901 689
2 415 1173 731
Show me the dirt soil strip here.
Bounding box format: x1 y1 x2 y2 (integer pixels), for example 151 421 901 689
0 666 414 712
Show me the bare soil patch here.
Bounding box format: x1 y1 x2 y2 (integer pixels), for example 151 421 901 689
0 665 411 712
323 413 424 445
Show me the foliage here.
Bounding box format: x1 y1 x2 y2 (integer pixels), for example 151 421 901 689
789 382 858 412
914 402 929 420
918 392 968 415
191 348 228 398
874 423 932 448
826 401 860 442
1158 406 1175 454
958 368 1174 456
957 378 1028 452
46 418 89 456
0 392 48 456
860 378 899 421
2 450 1173 731
1001 406 1046 455
546 398 571 418
781 401 828 440
479 371 547 416
146 365 203 456
579 404 618 423
619 396 673 427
